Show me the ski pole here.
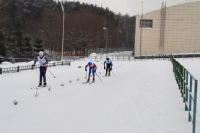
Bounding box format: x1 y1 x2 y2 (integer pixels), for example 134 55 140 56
111 70 115 75
96 73 102 81
85 71 87 79
48 69 56 78
35 69 39 76
33 65 39 76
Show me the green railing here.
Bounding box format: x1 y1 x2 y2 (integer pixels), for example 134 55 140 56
171 57 198 133
0 61 71 74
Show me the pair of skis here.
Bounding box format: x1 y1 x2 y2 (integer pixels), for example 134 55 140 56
35 85 49 90
82 81 95 85
102 75 110 77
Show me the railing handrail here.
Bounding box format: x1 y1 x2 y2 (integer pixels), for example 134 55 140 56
0 60 71 74
171 57 198 133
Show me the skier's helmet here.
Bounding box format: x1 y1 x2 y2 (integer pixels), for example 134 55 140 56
106 57 109 60
88 62 92 67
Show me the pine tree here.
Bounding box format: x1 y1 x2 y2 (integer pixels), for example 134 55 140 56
0 31 6 57
23 35 32 52
34 38 44 53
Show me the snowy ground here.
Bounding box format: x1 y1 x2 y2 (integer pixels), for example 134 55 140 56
0 59 192 133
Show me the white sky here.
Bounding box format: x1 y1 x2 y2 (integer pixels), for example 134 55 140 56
64 0 198 16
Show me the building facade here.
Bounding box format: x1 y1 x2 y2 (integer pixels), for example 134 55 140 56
134 1 200 57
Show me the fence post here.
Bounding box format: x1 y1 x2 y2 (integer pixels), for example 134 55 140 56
188 76 192 121
17 66 19 72
54 62 56 67
192 80 198 133
129 56 130 61
185 71 189 111
0 67 2 74
183 68 186 102
62 61 63 66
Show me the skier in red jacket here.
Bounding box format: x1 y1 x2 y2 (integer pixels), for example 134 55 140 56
85 62 97 82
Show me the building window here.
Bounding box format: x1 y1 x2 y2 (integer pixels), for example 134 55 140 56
140 19 153 28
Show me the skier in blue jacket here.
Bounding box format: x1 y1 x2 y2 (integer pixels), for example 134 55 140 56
104 57 113 76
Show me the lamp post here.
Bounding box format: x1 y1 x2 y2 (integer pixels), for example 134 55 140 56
41 29 45 50
103 27 108 54
140 2 143 57
117 19 126 51
117 20 120 51
61 1 65 61
103 13 112 55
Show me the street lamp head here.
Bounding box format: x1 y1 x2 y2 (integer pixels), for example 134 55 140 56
103 27 106 30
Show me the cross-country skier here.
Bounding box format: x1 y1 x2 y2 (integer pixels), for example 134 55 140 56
32 51 48 87
85 61 97 82
104 57 113 76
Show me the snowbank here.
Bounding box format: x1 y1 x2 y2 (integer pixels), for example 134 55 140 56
1 61 12 65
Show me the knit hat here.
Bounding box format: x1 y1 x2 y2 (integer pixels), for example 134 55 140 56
88 62 92 67
39 51 44 55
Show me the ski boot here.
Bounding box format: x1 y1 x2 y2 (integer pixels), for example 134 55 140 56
38 83 42 87
43 83 47 87
93 79 95 82
87 79 90 83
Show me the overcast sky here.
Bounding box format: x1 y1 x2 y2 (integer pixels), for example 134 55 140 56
64 0 198 16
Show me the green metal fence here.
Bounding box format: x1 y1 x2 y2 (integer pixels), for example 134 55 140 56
0 61 71 74
171 57 198 133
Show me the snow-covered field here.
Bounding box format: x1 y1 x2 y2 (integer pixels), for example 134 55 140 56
0 59 193 133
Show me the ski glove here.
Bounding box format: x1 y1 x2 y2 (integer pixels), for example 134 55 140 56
104 66 105 69
85 68 87 71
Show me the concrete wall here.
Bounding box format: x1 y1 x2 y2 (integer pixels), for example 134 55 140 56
134 1 200 56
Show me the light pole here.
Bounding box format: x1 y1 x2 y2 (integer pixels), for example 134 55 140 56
103 27 108 54
61 1 65 61
41 29 45 50
117 20 125 51
124 19 127 50
117 20 119 51
129 25 135 51
103 13 112 55
140 2 143 57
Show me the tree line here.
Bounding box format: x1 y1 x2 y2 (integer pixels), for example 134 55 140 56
0 0 135 58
